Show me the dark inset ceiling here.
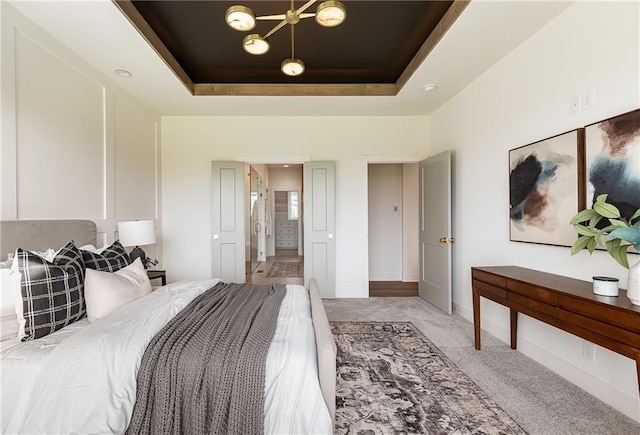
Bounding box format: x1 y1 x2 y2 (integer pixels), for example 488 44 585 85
114 1 468 96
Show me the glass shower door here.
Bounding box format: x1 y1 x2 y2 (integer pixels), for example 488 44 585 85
249 166 260 272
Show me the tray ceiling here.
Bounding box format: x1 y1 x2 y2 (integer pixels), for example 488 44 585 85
114 0 467 96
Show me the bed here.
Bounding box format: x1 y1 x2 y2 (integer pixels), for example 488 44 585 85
0 219 336 434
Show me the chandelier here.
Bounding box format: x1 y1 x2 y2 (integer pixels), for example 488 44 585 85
225 0 347 76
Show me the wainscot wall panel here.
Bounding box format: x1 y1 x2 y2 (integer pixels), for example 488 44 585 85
15 31 105 220
114 92 159 222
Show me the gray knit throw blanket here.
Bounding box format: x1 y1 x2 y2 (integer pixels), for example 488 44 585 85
126 282 287 435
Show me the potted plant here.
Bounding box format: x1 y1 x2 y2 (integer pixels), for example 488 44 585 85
570 194 640 304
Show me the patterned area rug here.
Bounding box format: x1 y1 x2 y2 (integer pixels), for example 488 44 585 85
332 322 527 434
265 261 303 278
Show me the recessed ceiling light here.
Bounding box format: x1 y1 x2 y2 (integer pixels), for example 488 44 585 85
115 69 132 78
422 83 437 92
284 164 290 168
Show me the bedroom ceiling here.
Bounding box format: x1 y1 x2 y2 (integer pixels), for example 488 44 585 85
7 1 573 116
113 0 463 96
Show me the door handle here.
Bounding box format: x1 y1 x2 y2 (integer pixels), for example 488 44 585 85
439 237 455 243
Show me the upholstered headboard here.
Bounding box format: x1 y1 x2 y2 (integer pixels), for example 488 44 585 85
0 220 97 260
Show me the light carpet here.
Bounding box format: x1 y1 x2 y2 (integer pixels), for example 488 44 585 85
332 321 527 434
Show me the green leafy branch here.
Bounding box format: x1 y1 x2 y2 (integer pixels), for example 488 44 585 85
142 257 159 269
570 194 640 268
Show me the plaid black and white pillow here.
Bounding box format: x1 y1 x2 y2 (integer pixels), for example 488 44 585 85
81 240 130 272
16 241 86 341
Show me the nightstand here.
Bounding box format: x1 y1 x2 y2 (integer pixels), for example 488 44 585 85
147 270 166 286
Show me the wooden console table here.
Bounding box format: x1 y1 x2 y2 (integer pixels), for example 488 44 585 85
471 266 640 391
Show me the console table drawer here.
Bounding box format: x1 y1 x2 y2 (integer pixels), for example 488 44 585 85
472 269 507 288
509 293 558 318
508 280 558 305
472 279 507 299
557 294 640 334
559 309 640 349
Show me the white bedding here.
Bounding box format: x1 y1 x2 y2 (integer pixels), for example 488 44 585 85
1 279 332 434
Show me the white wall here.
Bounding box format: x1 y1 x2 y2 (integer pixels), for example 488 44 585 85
402 163 419 282
368 164 403 281
430 1 640 421
1 3 161 259
269 167 302 192
161 116 429 296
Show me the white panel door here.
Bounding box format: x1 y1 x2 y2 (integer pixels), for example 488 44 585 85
419 151 453 314
304 161 336 298
212 161 245 283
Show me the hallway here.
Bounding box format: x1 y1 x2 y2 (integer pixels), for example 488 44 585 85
246 253 303 286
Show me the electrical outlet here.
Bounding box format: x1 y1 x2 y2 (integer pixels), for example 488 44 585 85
582 340 595 362
570 95 580 114
581 89 595 110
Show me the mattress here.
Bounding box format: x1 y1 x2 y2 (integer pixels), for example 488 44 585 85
1 279 332 434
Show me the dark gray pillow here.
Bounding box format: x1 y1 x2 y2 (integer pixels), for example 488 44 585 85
16 241 86 341
81 240 130 272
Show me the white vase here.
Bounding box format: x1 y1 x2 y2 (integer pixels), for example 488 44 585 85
628 259 640 306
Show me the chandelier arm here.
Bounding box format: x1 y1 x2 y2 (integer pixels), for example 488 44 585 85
256 14 287 21
257 12 314 21
263 19 288 39
296 0 317 15
290 23 295 58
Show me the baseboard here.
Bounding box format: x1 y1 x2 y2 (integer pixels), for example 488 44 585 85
517 339 639 421
336 285 368 298
402 273 419 282
369 273 403 281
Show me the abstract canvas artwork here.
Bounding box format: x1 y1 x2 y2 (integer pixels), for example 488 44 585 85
509 129 583 246
585 108 640 222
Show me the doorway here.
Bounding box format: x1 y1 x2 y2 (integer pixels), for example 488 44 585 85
246 164 304 285
367 163 419 297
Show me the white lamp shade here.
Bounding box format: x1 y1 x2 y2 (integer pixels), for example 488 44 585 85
118 220 156 247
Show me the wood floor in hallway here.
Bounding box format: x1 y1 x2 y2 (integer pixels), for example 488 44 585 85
246 254 303 285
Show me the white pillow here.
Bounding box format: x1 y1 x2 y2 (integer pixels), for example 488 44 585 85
84 258 152 322
0 268 21 341
78 244 108 254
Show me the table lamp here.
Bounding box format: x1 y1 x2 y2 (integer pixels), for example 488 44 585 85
117 220 156 263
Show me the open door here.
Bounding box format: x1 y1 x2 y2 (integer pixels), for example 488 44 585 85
303 161 336 298
419 151 453 314
211 161 245 283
